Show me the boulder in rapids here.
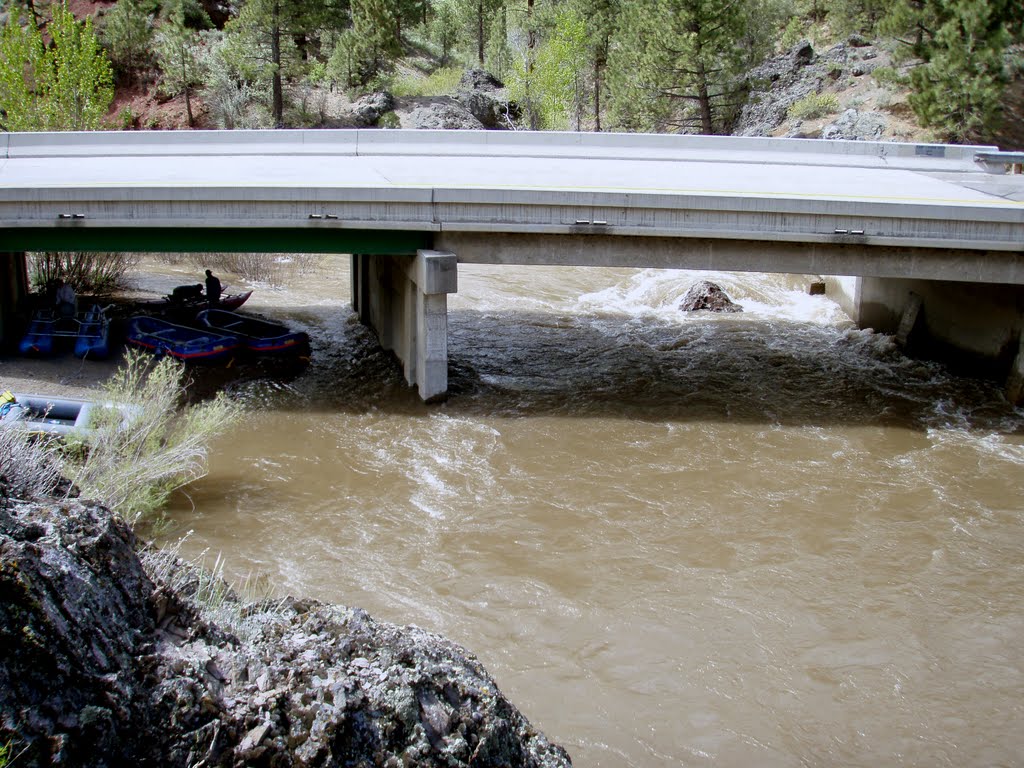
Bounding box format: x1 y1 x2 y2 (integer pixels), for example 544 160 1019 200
678 280 743 313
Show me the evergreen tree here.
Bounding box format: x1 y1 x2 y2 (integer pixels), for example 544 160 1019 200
224 0 316 126
156 9 205 126
103 0 155 83
349 0 402 79
452 0 504 66
607 0 747 134
576 0 618 131
906 0 1013 140
0 4 114 131
431 0 460 63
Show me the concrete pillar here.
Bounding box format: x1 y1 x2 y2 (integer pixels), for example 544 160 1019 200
1007 337 1024 404
0 252 29 351
354 250 457 402
350 253 372 324
827 275 1024 398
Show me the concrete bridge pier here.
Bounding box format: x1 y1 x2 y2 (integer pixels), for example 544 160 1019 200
829 275 1024 403
0 252 29 351
352 249 458 402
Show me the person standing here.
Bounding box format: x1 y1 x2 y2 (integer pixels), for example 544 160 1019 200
205 269 222 307
55 278 76 318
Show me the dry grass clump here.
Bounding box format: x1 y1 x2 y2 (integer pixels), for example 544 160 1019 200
141 535 286 642
0 427 63 504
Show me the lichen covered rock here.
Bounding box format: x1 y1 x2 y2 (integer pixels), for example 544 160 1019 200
0 497 572 767
407 101 485 130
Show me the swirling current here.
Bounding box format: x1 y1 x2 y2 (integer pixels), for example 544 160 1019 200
161 261 1024 767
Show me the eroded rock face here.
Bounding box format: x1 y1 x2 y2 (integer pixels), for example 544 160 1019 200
0 499 154 764
350 91 396 127
408 101 485 130
455 69 519 129
0 497 572 767
821 108 888 141
679 281 743 313
734 37 884 138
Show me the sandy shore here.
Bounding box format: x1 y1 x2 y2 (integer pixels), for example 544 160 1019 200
1 348 125 401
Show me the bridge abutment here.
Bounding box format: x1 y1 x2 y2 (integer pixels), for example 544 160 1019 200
828 275 1024 402
352 250 457 402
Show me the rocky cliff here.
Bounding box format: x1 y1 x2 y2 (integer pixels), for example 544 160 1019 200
0 493 571 767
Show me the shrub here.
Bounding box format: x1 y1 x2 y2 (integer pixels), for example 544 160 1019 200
66 350 240 524
788 92 841 120
390 66 463 98
140 537 284 642
871 65 906 89
0 419 63 504
378 110 401 128
187 252 283 285
30 251 141 294
780 18 807 51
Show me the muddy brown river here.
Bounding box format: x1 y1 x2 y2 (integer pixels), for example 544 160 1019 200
151 259 1024 767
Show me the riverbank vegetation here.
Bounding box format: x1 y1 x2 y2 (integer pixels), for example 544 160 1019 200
1 350 239 525
1 0 1022 142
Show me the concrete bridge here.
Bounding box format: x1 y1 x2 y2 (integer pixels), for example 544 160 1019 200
2 130 1023 400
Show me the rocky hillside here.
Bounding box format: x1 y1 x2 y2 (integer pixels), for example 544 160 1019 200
735 37 1024 149
734 37 926 141
0 493 572 766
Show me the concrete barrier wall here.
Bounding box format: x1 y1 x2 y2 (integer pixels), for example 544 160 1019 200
2 130 997 172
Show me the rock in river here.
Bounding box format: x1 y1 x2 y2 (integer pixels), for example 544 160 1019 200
679 280 744 313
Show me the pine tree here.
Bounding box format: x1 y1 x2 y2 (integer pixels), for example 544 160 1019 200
906 0 1013 141
431 1 460 63
608 0 747 134
450 0 504 66
576 0 618 131
103 0 154 83
349 0 402 79
224 0 324 126
156 11 205 126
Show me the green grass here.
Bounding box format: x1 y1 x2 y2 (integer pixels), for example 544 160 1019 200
788 92 841 120
0 737 25 767
390 66 463 98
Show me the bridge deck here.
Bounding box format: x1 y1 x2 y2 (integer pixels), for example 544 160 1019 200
1 130 1022 260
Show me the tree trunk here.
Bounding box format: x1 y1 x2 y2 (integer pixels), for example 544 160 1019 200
696 59 713 134
271 1 284 128
593 56 601 132
477 1 485 65
527 0 535 63
527 0 538 129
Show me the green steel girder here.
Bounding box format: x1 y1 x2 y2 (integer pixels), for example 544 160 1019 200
0 227 433 255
